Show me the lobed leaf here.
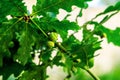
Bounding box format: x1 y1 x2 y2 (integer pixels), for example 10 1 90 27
14 23 34 65
32 0 91 16
103 1 120 14
51 20 80 41
0 0 27 23
98 25 120 46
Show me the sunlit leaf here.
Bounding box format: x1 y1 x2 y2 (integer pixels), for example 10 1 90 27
98 26 120 46
32 0 91 16
51 20 80 41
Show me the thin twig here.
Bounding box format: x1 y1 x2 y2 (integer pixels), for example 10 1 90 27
84 68 100 80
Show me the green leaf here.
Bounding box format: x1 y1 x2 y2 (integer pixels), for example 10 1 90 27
7 74 16 80
32 0 91 16
1 0 117 79
19 66 47 80
52 20 80 41
52 54 63 66
71 42 101 68
114 1 120 10
63 54 73 72
0 0 27 22
103 1 120 14
0 24 13 57
62 35 81 50
103 6 115 13
41 50 52 62
0 60 24 80
70 27 101 68
29 22 48 49
32 18 80 41
88 57 94 68
82 26 100 45
0 19 23 69
98 26 120 46
14 23 34 65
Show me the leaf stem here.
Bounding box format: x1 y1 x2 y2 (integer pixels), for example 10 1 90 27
55 42 71 56
82 10 119 29
30 19 48 38
1 17 23 36
31 0 65 16
99 11 119 24
84 68 100 80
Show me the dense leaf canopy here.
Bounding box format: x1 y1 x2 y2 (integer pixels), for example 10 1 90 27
0 0 120 80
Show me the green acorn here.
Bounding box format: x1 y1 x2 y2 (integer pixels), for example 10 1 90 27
49 32 58 42
47 41 55 48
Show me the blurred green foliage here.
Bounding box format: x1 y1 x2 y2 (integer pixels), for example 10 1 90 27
100 64 120 80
